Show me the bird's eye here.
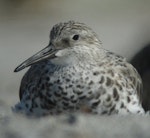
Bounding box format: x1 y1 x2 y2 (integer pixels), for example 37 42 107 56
72 35 79 40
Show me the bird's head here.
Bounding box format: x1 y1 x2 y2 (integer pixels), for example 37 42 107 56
14 21 102 72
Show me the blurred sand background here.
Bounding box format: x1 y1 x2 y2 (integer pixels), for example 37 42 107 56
0 0 150 137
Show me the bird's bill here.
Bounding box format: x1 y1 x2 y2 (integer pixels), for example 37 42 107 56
14 45 57 72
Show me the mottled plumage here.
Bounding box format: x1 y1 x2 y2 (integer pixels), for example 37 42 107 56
14 21 144 116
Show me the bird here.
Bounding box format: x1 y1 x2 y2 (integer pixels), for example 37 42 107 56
14 20 145 116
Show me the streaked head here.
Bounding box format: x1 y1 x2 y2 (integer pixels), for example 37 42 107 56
14 21 102 72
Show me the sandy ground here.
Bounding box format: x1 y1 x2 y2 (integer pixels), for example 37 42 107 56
1 113 150 138
0 0 150 137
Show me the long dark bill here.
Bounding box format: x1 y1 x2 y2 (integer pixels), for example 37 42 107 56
14 45 57 72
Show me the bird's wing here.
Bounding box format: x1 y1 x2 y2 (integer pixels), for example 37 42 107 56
104 51 143 103
19 61 48 100
117 61 143 103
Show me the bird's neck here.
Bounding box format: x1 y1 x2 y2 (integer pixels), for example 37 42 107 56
50 45 106 68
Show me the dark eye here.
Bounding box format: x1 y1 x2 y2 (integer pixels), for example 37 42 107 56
72 35 79 40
